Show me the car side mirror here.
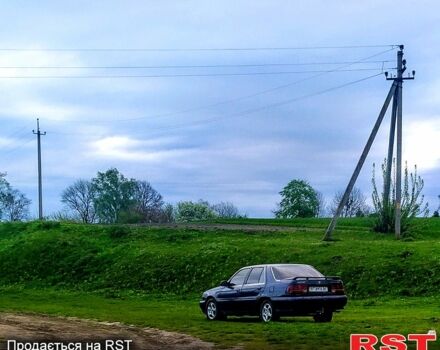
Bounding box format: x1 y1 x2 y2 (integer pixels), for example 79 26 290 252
220 280 231 287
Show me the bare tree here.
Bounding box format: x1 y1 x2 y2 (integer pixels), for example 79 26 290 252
0 172 8 219
132 180 164 222
61 179 96 223
156 203 175 223
330 187 369 218
211 201 241 218
1 188 31 221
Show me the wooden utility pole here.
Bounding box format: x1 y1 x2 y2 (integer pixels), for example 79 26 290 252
33 118 46 220
323 45 414 241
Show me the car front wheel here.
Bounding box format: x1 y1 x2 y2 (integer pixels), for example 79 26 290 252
260 300 274 323
206 299 220 320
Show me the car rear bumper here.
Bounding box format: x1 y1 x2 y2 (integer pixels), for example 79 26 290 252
271 295 348 315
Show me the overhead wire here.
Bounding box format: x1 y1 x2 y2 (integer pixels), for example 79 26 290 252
2 125 29 140
0 60 393 69
0 44 398 52
0 135 34 159
0 67 392 79
42 48 395 124
48 71 384 137
137 72 385 134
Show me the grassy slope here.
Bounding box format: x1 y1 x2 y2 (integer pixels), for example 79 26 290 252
0 218 439 349
0 219 439 297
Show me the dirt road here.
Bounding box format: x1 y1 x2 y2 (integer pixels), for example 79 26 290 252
0 313 214 350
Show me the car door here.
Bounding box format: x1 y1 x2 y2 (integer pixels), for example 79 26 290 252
216 268 251 314
239 267 266 315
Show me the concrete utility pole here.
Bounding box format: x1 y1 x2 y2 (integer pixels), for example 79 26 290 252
322 83 396 241
33 118 46 220
322 45 414 241
385 45 414 239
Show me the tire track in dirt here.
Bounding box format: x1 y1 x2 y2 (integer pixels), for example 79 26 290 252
0 313 219 350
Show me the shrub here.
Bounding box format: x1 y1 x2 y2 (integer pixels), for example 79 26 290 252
372 159 429 234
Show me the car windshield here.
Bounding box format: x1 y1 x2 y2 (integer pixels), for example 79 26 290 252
271 265 323 280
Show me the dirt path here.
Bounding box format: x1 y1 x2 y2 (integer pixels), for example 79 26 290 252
136 223 368 233
0 313 215 350
144 223 320 232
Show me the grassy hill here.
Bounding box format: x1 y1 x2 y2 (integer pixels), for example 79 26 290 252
1 218 439 349
0 218 439 298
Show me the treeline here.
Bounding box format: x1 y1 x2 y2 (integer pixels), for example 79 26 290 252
58 168 245 224
1 159 438 228
275 160 434 234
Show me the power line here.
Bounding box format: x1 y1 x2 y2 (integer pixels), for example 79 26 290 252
0 60 393 69
2 125 29 140
0 67 392 79
48 72 383 137
0 136 34 158
0 127 34 150
0 45 398 52
145 72 384 133
43 48 394 124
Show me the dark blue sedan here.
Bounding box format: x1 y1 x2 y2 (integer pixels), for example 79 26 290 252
200 264 347 322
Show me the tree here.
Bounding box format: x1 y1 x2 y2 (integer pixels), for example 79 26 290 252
275 179 319 218
211 201 242 218
61 179 96 223
330 187 369 218
372 159 429 233
175 200 217 222
157 203 175 223
1 188 31 221
0 173 31 222
0 173 8 219
132 180 164 222
91 168 136 224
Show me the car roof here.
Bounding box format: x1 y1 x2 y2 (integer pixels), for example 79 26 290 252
240 263 314 269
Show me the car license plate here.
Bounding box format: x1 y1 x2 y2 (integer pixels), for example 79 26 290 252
309 286 328 292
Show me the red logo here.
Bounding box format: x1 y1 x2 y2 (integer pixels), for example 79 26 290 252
350 332 437 350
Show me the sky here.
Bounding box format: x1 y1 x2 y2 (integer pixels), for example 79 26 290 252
0 1 439 218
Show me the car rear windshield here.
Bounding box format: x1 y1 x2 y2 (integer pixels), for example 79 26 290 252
271 265 323 280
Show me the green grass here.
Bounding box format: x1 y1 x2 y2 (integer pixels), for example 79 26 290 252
1 287 439 350
0 218 439 349
0 219 439 297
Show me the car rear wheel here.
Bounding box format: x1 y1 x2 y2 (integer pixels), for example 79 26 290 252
206 299 222 321
260 300 274 323
313 309 333 322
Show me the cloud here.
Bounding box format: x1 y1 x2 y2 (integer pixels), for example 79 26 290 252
1 1 440 217
89 135 193 162
404 117 440 170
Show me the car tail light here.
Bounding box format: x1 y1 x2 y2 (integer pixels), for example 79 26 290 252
331 282 345 294
287 283 308 295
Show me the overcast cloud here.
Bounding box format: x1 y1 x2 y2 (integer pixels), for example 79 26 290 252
0 1 439 217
